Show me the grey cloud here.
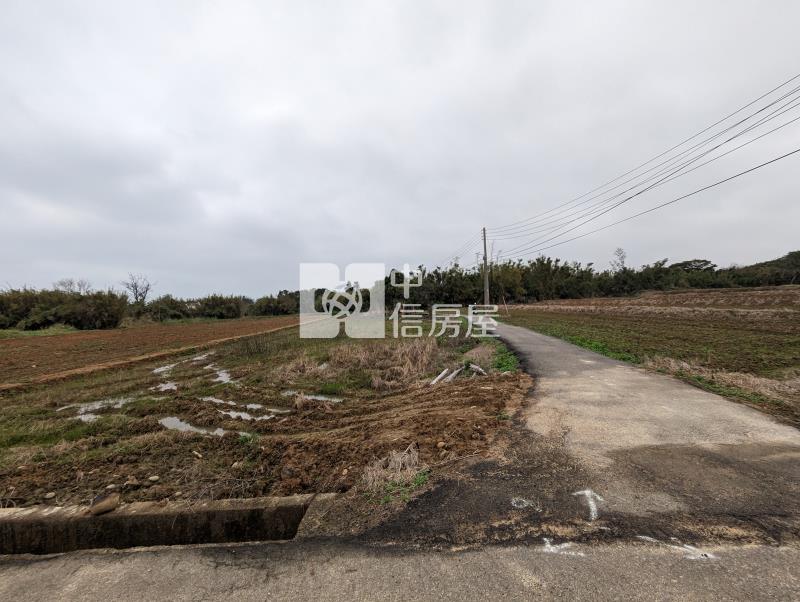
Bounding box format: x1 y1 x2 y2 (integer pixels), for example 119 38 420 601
1 0 799 297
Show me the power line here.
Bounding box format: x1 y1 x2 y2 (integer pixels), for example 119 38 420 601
438 232 483 267
491 91 800 255
487 71 800 234
490 83 800 238
498 146 800 261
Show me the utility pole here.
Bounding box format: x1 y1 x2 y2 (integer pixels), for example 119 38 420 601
482 227 490 305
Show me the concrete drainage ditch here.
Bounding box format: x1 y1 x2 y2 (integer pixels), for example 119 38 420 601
0 493 336 555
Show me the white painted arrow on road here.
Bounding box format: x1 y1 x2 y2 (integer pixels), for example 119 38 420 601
572 489 604 521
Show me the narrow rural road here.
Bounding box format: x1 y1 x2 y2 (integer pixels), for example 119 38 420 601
3 325 800 600
497 322 800 533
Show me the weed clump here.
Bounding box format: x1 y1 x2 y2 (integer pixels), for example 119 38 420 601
362 444 430 502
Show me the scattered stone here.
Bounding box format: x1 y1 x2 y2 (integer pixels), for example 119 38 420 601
342 468 349 476
43 492 56 500
123 477 139 488
148 475 160 483
173 491 183 498
106 484 117 490
231 461 242 469
192 450 203 459
437 441 447 449
89 492 120 516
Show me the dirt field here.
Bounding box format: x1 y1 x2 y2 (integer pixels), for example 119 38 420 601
0 316 298 385
0 326 527 510
504 286 800 425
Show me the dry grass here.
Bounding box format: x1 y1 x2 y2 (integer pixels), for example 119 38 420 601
281 337 441 392
361 443 425 494
644 356 800 402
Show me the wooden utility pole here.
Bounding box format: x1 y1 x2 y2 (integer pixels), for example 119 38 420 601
482 227 490 305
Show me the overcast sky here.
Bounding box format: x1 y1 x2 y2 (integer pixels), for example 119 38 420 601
2 1 798 298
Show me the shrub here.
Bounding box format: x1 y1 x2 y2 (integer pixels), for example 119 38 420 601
193 295 251 319
146 295 191 321
0 289 127 330
249 290 299 316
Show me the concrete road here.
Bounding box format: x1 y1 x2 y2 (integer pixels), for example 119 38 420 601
1 540 799 601
498 323 800 524
2 324 799 600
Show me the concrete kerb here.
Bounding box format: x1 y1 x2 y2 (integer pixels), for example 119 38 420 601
0 494 338 555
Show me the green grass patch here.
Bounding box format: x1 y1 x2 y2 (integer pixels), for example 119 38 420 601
316 380 345 396
378 469 431 504
0 324 79 339
493 341 520 372
0 420 89 450
562 335 641 363
681 374 781 407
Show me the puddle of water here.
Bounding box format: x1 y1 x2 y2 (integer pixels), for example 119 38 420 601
200 397 290 415
57 397 135 421
204 364 233 384
243 403 291 414
158 416 227 437
214 370 232 383
192 352 214 361
218 409 275 422
152 382 178 392
201 396 237 407
281 390 342 403
152 363 178 375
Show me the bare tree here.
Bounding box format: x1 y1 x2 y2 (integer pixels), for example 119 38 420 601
76 279 93 294
610 247 627 273
122 273 153 305
53 278 76 293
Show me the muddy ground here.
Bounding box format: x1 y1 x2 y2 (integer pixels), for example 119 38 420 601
0 329 529 519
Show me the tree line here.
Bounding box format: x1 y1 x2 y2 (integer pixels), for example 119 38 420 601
387 249 799 307
0 273 299 331
1 251 796 331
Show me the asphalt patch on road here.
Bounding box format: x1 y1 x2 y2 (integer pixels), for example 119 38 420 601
359 420 594 548
350 426 800 549
596 441 800 545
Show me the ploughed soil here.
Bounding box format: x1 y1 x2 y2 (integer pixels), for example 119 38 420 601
1 374 528 507
0 316 298 385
